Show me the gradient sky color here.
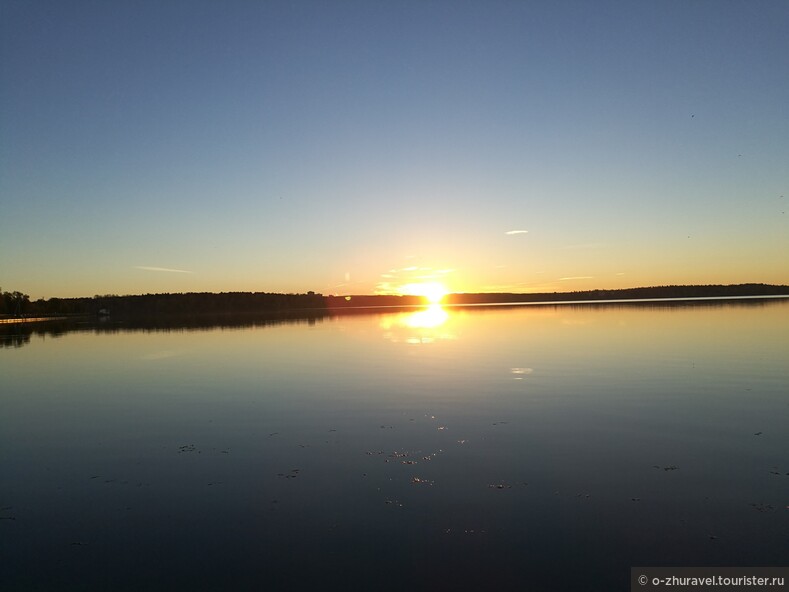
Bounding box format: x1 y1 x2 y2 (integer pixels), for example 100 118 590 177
2 0 788 299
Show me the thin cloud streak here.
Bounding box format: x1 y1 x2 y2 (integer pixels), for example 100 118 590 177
559 276 594 281
135 266 194 274
374 264 456 295
505 230 529 235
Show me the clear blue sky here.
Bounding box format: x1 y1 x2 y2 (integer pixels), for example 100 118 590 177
2 0 787 299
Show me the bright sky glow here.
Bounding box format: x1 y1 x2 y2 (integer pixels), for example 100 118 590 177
399 282 448 304
1 1 788 299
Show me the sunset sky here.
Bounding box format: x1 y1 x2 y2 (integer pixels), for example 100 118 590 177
2 1 787 300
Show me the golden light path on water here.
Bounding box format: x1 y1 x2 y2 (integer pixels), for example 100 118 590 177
380 303 455 344
405 304 449 329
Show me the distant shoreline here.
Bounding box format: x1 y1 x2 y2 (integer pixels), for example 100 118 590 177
444 293 789 308
1 284 787 323
328 283 789 309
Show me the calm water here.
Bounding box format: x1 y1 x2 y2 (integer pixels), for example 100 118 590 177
1 299 787 591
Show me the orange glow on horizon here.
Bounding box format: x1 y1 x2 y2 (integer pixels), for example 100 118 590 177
399 282 448 304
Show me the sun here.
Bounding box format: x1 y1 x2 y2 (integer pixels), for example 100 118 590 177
401 281 448 304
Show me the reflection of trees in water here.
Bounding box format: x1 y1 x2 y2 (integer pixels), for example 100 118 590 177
0 331 32 348
0 312 332 348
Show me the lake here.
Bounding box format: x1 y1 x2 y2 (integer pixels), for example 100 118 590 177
1 298 787 591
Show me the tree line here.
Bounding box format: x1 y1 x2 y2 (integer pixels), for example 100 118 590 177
1 290 325 317
444 284 789 305
2 284 787 319
0 291 32 316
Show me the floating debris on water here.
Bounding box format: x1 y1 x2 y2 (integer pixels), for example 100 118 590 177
441 528 486 534
411 477 434 486
419 450 443 462
750 503 775 513
488 483 512 490
178 444 197 453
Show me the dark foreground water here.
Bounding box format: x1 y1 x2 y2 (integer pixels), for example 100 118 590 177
1 299 787 591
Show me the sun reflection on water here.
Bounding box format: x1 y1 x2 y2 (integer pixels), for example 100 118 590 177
380 304 455 344
405 304 448 329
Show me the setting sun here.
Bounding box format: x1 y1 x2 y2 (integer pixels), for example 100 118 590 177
400 282 448 304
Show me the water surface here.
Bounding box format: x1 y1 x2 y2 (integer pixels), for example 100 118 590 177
1 299 787 591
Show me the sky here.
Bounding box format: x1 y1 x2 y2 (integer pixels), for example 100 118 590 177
1 0 788 300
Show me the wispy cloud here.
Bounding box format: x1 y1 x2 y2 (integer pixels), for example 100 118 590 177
135 266 194 274
505 230 529 235
375 264 456 295
559 276 594 281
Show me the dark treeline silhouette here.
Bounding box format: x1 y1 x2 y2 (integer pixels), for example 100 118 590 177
325 294 424 309
1 284 787 322
444 283 789 305
91 291 326 317
3 291 325 318
0 290 32 315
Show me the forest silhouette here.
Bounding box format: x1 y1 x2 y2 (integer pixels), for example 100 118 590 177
2 284 787 320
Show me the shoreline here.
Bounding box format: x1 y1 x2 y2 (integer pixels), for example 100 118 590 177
2 293 788 325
